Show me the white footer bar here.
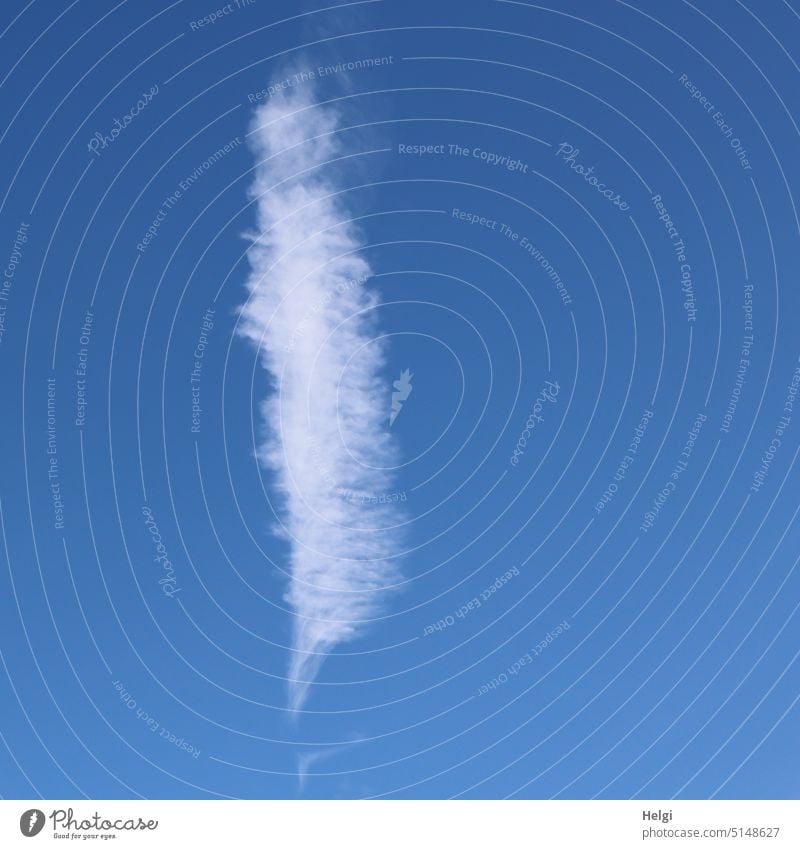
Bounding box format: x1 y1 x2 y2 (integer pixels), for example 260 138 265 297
2 800 797 847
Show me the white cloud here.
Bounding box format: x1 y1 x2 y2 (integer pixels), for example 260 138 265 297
239 83 402 712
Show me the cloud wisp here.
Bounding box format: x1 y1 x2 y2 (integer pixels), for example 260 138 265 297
239 84 402 712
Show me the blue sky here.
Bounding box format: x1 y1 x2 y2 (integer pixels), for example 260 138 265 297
1 0 800 800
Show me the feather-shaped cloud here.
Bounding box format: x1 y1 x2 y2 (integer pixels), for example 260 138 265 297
239 82 402 712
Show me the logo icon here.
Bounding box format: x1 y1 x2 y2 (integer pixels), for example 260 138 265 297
390 369 413 426
19 809 45 837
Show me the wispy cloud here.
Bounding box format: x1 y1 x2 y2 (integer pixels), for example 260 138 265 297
296 734 364 794
239 81 402 712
